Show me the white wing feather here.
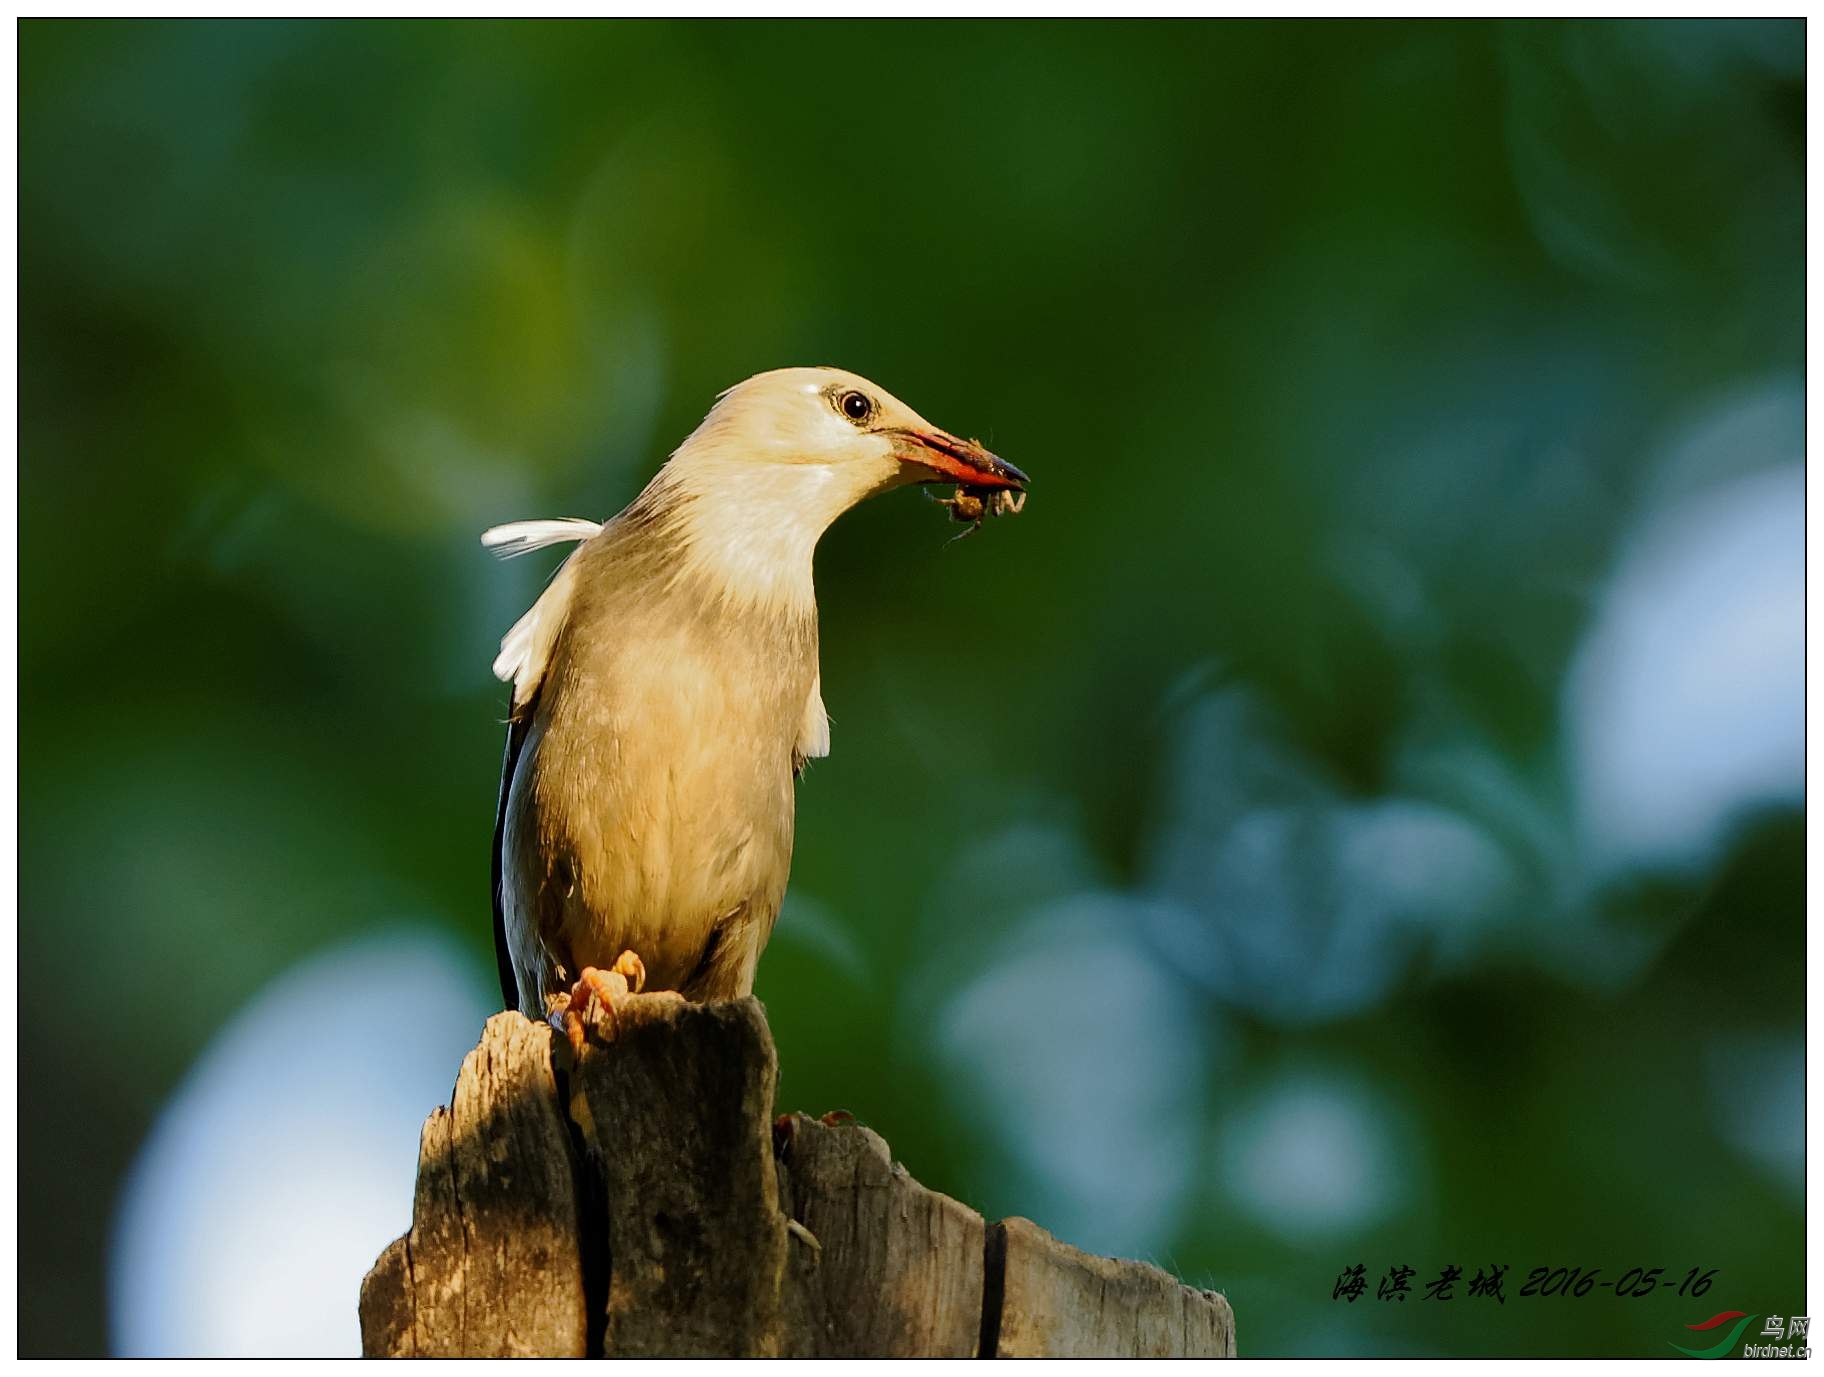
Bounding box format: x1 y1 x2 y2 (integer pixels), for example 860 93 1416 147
484 518 601 709
481 518 603 560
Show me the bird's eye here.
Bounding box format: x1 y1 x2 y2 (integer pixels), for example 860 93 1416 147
838 390 873 424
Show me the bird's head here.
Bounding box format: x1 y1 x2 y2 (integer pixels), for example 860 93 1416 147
679 366 1028 499
654 367 1028 609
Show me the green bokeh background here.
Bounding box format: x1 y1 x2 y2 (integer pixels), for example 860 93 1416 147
20 18 1803 1357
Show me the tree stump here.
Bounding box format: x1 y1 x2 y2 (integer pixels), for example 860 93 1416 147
359 997 1237 1358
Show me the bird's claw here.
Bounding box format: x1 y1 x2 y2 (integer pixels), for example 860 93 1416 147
609 949 647 994
553 950 648 1054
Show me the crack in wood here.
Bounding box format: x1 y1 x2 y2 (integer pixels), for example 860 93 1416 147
978 1220 1007 1358
551 1047 610 1357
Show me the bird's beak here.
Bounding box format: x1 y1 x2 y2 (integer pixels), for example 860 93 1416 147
889 428 1029 491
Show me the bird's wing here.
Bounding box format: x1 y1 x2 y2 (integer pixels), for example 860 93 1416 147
486 522 596 1009
792 671 830 776
490 712 532 1010
488 528 591 712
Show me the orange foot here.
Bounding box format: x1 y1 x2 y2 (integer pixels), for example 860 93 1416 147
552 950 647 1055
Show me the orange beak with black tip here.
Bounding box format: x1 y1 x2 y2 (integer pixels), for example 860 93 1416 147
888 428 1029 492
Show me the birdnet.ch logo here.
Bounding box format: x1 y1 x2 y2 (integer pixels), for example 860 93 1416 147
1673 1312 1810 1360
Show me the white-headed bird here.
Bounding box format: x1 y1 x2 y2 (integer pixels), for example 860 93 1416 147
483 367 1027 1049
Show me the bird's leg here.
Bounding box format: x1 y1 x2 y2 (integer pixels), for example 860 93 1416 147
553 950 647 1054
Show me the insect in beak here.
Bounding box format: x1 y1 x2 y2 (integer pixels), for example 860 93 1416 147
928 484 1026 542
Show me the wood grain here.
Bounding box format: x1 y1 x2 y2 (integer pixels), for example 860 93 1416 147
779 1114 986 1356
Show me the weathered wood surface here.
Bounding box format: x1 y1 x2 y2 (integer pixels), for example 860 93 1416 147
359 1012 587 1357
997 1216 1237 1358
780 1114 987 1356
360 996 1237 1358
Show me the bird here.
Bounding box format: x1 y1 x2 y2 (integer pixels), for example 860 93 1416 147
482 367 1028 1051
